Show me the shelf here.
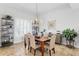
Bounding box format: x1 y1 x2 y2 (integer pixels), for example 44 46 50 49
0 15 14 47
1 41 13 47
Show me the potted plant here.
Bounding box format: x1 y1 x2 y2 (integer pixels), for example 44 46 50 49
62 28 77 47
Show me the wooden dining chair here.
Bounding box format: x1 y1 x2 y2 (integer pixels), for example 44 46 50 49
45 34 56 56
29 34 40 56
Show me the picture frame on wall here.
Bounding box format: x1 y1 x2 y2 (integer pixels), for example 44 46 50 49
48 20 56 29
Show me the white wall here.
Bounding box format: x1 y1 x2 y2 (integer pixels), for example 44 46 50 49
39 8 79 48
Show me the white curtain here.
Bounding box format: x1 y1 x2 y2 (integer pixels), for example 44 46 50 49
14 19 31 43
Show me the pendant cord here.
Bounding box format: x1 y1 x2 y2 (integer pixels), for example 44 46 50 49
36 3 38 20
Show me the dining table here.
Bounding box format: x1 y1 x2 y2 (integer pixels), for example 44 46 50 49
35 35 50 56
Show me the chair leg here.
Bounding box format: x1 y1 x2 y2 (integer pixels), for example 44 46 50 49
34 49 36 56
49 50 51 56
52 48 55 54
32 48 36 56
30 47 32 52
24 43 26 48
25 47 28 55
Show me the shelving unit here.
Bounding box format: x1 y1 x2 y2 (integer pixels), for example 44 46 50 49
0 15 14 47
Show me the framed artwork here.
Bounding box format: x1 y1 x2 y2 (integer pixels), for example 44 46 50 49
48 20 56 29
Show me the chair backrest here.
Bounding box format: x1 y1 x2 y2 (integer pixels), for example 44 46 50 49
27 33 31 39
43 34 48 38
24 33 31 48
24 34 29 48
29 34 36 49
49 34 56 50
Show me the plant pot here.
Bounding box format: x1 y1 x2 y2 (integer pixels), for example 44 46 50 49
66 39 75 48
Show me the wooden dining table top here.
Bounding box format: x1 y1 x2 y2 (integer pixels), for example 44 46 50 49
35 35 50 56
35 35 49 41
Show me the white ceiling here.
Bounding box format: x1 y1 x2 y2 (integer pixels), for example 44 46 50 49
0 3 79 15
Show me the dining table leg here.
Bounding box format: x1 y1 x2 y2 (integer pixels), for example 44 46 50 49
40 41 44 56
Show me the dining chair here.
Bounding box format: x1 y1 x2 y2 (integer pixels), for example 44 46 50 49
24 33 31 55
44 34 50 45
45 32 53 42
29 34 40 56
24 34 29 55
27 33 31 50
45 34 56 56
35 35 40 45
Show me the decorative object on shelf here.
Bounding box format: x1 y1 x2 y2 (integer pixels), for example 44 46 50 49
62 28 77 48
1 15 12 20
41 29 46 36
0 15 14 47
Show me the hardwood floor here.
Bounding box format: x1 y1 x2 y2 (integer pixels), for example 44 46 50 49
0 42 79 56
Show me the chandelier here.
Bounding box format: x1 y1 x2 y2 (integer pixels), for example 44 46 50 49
32 3 39 35
32 3 39 25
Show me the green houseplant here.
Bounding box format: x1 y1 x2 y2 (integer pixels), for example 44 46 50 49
62 28 77 47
